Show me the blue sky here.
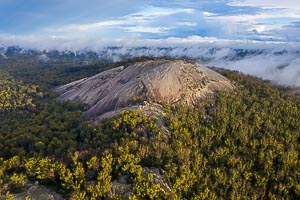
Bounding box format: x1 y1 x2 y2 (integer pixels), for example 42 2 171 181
0 0 300 42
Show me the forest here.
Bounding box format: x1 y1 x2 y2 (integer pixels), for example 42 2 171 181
0 57 299 199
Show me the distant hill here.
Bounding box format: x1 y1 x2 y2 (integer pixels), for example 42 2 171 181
0 45 297 63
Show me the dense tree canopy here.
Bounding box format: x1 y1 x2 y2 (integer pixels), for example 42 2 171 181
0 58 299 199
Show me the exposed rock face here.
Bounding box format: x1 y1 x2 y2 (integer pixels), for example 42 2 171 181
56 59 234 120
141 167 171 194
13 185 64 200
108 167 171 199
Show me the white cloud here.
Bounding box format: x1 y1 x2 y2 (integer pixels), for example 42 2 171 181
176 22 197 26
1 34 300 87
44 6 195 34
49 20 126 32
200 7 300 40
202 12 216 17
121 26 171 34
12 1 297 43
231 0 300 9
1 0 299 43
132 7 194 17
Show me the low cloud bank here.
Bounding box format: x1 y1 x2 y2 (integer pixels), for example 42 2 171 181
1 35 300 87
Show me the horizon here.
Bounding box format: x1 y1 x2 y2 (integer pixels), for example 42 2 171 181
0 0 299 88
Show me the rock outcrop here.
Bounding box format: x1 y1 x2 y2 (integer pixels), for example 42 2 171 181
108 167 171 199
56 59 234 120
13 185 64 200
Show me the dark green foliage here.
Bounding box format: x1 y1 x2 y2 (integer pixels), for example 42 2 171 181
98 69 300 199
0 58 300 199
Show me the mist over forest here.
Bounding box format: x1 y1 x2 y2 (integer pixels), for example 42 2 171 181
1 35 300 87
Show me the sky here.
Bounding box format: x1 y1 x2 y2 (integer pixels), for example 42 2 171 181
0 0 300 42
0 0 299 87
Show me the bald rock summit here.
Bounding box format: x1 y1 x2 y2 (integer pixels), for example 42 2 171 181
56 59 234 120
